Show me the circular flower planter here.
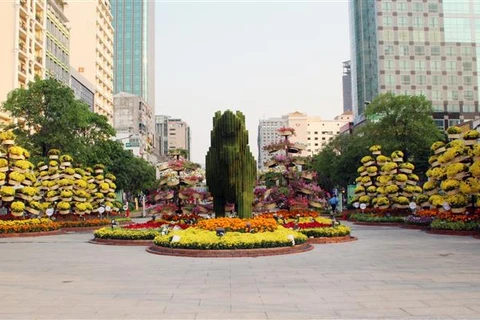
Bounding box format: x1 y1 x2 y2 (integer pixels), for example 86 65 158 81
89 238 154 246
307 235 357 244
146 243 313 258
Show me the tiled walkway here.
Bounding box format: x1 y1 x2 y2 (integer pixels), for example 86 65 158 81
0 223 479 319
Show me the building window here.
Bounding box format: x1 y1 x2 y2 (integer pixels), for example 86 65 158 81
464 76 473 86
383 16 393 27
385 74 395 86
384 45 394 55
398 16 408 27
401 75 411 85
400 45 409 55
446 61 456 72
430 60 441 71
414 46 424 55
397 2 407 12
416 75 426 85
430 46 441 56
428 3 438 13
432 105 444 112
400 60 409 71
384 60 395 70
448 91 459 101
463 62 472 71
464 90 474 100
432 75 442 86
413 17 423 28
448 76 457 85
432 90 442 100
415 61 426 71
463 105 475 112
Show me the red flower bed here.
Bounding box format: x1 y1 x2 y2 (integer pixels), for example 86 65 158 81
123 220 190 230
282 221 331 229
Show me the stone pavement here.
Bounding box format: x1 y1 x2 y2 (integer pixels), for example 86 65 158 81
0 223 480 320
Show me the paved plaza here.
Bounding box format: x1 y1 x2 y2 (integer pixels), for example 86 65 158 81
0 223 479 319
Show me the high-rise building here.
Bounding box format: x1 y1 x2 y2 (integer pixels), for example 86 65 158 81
257 112 352 170
350 0 480 128
46 0 69 84
342 60 352 113
70 67 95 111
257 117 287 170
167 119 190 160
65 0 114 123
155 115 170 159
113 92 157 164
0 0 47 122
111 0 155 108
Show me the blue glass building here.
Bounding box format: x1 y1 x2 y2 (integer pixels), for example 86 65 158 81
350 0 480 128
111 0 155 108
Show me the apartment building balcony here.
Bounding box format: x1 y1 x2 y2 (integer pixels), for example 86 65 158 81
18 64 27 81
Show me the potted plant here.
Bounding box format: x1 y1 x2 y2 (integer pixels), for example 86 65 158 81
394 173 408 186
94 164 105 174
431 141 446 155
360 176 372 187
391 150 404 162
56 201 71 215
26 201 43 215
422 180 437 195
366 166 378 176
376 196 390 209
0 186 15 202
469 161 480 177
361 155 375 167
0 131 16 145
381 162 398 175
59 154 73 167
60 190 73 201
399 162 414 174
385 184 399 196
446 126 462 140
74 190 88 202
440 179 460 195
19 186 36 201
407 173 419 185
366 185 377 196
0 172 5 186
394 196 409 209
463 130 479 145
74 179 87 189
446 162 468 180
95 192 105 203
446 193 468 213
58 178 74 189
8 146 25 160
10 201 25 217
416 194 430 208
47 149 61 160
23 172 36 186
369 145 382 155
74 202 87 215
9 172 25 185
46 190 58 202
376 155 390 166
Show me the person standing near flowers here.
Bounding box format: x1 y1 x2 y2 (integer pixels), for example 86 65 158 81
328 195 338 213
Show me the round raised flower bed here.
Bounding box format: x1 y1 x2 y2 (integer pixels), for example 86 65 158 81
148 226 311 258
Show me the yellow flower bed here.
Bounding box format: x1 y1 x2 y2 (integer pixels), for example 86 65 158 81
154 227 307 250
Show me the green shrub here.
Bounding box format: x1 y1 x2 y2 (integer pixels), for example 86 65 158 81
351 213 404 223
430 220 479 231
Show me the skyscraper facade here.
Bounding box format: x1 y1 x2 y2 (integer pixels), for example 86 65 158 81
111 0 155 108
342 60 352 113
350 0 480 128
0 0 46 122
66 0 114 123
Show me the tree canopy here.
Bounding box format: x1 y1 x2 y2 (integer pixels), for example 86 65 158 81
2 78 114 162
312 93 444 190
1 78 157 196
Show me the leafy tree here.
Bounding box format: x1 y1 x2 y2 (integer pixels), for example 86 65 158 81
2 78 114 161
363 93 444 174
312 93 444 190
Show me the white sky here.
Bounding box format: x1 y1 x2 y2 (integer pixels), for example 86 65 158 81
155 0 350 164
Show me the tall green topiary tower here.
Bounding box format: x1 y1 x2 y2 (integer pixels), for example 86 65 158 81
206 110 257 218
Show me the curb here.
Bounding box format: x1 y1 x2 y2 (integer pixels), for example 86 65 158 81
146 243 314 258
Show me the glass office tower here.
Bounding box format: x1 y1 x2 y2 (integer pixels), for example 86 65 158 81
111 0 155 108
350 0 480 128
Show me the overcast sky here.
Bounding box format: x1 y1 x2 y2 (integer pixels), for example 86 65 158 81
155 0 350 165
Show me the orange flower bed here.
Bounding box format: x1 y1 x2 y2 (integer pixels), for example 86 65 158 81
417 209 480 222
196 217 277 233
259 209 318 220
0 218 59 234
